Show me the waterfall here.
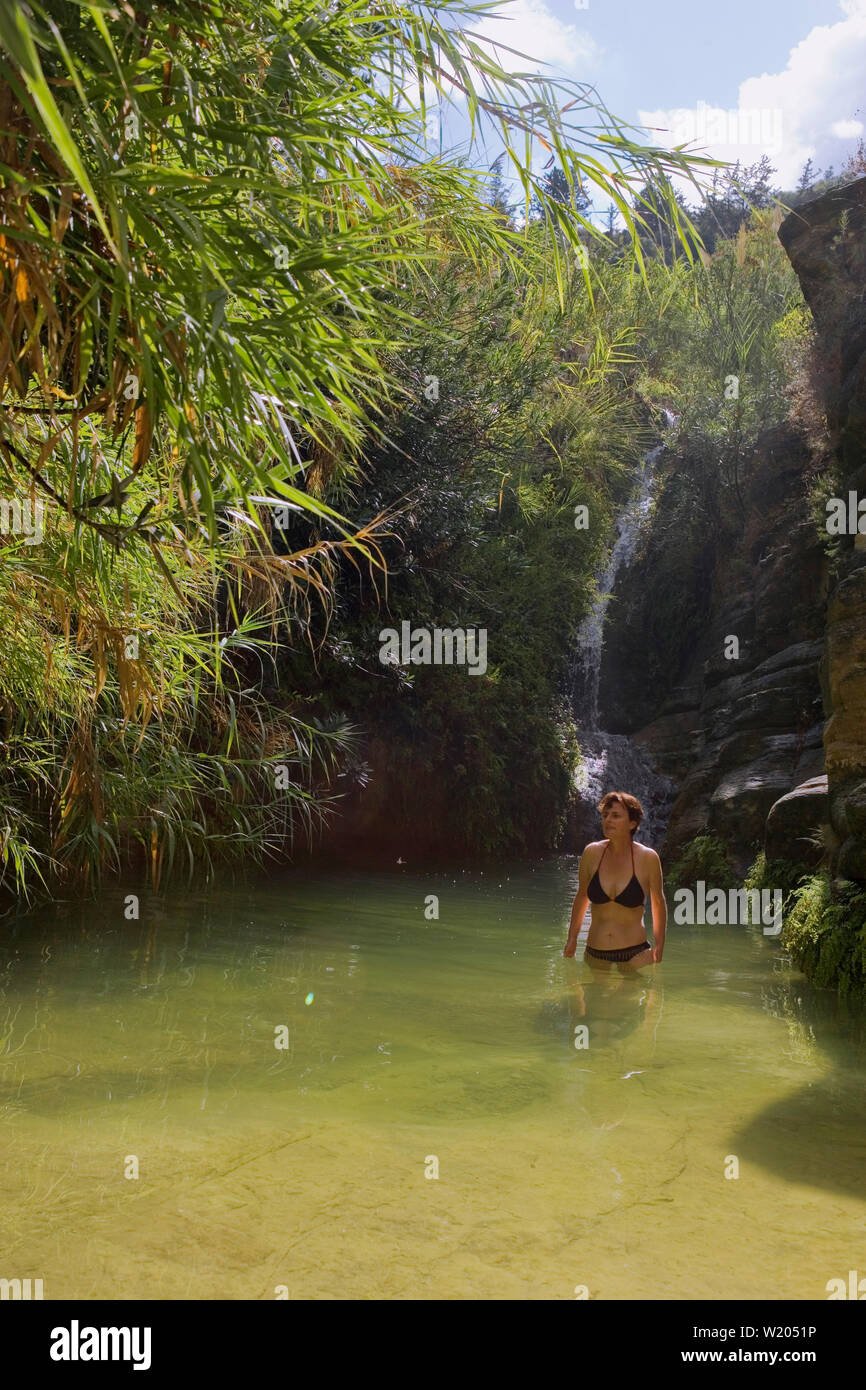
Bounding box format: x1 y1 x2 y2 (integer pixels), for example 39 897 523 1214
571 439 677 851
573 444 662 728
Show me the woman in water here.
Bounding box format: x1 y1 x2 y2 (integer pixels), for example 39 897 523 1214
562 790 666 968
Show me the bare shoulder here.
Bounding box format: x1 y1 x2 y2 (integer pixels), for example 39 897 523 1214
581 839 606 857
577 841 604 876
634 842 661 866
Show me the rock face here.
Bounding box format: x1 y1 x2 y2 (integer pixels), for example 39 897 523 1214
779 176 866 883
597 422 827 867
765 775 829 867
592 178 866 879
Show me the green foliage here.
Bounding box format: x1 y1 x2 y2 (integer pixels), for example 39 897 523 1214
783 874 866 998
0 495 359 901
741 857 866 997
772 303 813 353
744 850 811 901
284 238 642 855
0 0 719 897
644 211 805 522
666 833 738 892
687 157 780 254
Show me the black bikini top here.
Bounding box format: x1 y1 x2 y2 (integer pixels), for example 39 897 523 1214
587 840 646 907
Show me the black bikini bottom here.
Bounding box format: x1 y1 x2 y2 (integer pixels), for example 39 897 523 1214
584 940 651 963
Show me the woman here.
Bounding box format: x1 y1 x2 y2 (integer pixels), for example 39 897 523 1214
562 791 666 968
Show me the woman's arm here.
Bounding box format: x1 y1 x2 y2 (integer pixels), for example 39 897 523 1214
563 848 595 957
648 851 667 962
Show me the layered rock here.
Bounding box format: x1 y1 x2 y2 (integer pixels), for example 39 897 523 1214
765 775 829 867
598 422 826 866
779 176 866 882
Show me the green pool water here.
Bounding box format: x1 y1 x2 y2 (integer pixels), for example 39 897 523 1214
1 858 864 1300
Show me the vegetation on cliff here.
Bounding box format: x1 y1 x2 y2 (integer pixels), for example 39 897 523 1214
0 0 709 899
746 850 866 999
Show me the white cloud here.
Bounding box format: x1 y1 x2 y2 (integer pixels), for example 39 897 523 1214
639 0 866 193
392 0 599 135
639 101 785 175
831 118 864 139
471 0 600 77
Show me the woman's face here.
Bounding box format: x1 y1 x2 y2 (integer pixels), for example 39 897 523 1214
601 800 635 837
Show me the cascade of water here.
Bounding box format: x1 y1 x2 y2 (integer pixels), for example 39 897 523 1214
571 442 677 850
573 444 663 728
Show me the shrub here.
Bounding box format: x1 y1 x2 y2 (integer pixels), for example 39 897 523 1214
666 833 738 891
783 874 866 997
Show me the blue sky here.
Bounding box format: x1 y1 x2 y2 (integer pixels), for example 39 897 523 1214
423 0 866 208
547 0 843 115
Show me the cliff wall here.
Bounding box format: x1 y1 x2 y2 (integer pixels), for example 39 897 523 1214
597 424 826 867
779 176 866 881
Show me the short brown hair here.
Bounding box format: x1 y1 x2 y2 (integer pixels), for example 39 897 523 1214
597 791 643 836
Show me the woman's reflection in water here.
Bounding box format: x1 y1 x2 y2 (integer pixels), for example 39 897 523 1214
564 951 664 1068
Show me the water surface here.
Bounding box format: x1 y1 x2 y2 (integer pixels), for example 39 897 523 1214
1 860 864 1299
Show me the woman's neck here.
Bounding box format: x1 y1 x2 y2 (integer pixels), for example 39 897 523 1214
606 832 632 853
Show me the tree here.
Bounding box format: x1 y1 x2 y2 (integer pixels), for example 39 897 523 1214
797 158 816 192
689 157 780 253
840 140 866 182
0 0 716 898
486 154 517 224
633 178 695 265
528 162 592 223
0 1 713 554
